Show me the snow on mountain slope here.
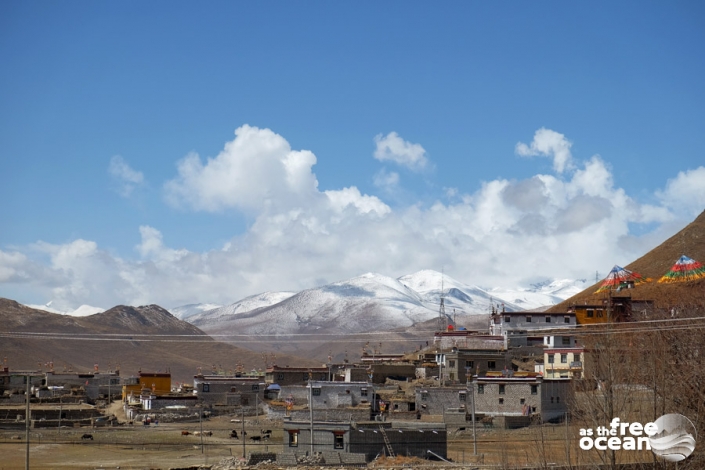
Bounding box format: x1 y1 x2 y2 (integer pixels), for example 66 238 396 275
188 292 296 323
398 270 525 314
193 273 432 336
189 270 583 338
487 279 589 311
169 303 223 320
26 303 105 317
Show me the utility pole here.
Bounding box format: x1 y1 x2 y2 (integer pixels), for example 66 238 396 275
199 407 203 454
25 374 30 470
309 375 314 456
241 407 245 459
470 379 477 455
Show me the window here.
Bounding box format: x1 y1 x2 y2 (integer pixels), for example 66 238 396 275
520 398 525 405
499 398 504 405
312 387 321 396
421 391 428 401
548 354 555 364
303 373 309 381
564 316 570 324
556 396 560 404
361 388 368 397
505 315 511 322
561 354 568 364
488 361 496 369
448 360 456 368
562 337 571 346
202 384 210 392
278 373 284 380
252 384 259 391
289 430 299 447
586 309 594 318
459 392 466 401
499 384 505 395
465 360 474 369
597 310 603 318
526 315 532 323
477 384 484 394
550 397 554 404
545 316 551 323
334 433 344 449
242 397 249 405
531 385 538 395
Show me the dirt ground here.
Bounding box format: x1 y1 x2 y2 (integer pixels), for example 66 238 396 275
0 411 279 469
0 411 656 469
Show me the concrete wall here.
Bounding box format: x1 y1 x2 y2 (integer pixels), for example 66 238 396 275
279 382 370 409
471 381 540 417
415 387 469 416
266 368 329 386
281 421 447 462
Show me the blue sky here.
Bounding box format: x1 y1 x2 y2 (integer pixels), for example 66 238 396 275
1 2 704 313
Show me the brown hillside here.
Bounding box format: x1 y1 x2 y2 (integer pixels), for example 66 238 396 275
0 299 319 383
549 209 705 312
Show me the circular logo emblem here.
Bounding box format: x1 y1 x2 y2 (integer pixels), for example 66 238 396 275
649 413 697 462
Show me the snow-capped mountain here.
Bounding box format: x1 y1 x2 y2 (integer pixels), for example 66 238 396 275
487 279 589 311
189 270 547 338
168 303 223 320
187 292 296 323
25 302 105 317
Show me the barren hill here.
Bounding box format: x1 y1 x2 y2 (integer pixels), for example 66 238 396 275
0 299 318 383
549 209 705 311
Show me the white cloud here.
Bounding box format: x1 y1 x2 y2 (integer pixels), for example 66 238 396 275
516 128 574 174
0 250 30 282
373 132 429 171
373 169 400 191
656 167 705 218
164 125 319 212
109 155 144 197
2 127 700 312
325 187 391 216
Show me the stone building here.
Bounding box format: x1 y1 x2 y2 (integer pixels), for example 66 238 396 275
265 366 331 386
194 375 265 406
281 420 447 462
471 375 571 423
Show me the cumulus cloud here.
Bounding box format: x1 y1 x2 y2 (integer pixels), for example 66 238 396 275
2 126 699 312
164 125 319 212
516 128 574 174
109 155 144 197
373 132 429 171
656 167 705 218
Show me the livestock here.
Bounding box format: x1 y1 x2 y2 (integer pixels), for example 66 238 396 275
202 431 213 436
230 430 239 439
249 435 261 442
181 430 190 436
81 434 94 440
261 429 272 435
192 431 201 436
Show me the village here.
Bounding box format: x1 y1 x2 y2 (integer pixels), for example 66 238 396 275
2 256 697 469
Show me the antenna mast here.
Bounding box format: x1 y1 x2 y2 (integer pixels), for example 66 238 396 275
438 269 446 331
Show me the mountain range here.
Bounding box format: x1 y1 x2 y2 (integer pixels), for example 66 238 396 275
178 270 586 359
5 209 703 380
